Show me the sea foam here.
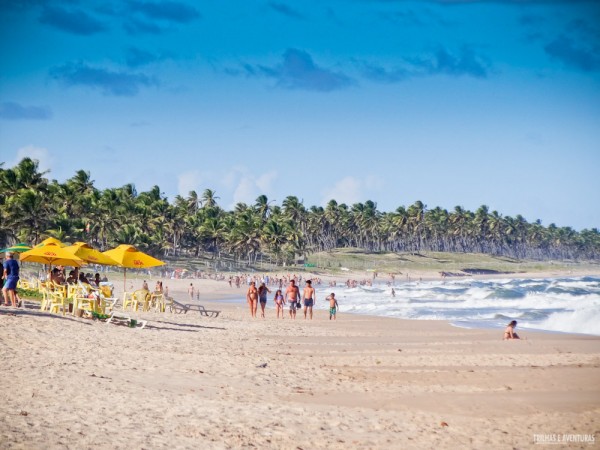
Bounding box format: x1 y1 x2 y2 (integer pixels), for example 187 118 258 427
315 276 600 336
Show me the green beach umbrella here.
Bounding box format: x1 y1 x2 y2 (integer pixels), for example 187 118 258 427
0 242 32 253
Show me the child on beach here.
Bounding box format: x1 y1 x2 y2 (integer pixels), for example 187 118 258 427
503 320 520 340
327 293 339 320
274 289 285 319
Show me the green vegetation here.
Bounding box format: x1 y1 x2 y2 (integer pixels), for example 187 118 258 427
1 158 598 269
16 288 43 300
305 248 599 275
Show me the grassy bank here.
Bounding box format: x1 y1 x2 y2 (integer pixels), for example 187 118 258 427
304 248 600 276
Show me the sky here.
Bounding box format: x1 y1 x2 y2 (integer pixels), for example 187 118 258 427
1 0 599 230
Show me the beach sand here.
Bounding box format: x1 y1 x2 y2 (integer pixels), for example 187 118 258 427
1 275 599 449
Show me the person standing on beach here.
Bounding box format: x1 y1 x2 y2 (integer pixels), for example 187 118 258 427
327 293 338 320
258 282 271 319
286 279 300 319
247 281 258 318
2 252 20 307
302 280 316 320
274 289 285 319
188 283 194 300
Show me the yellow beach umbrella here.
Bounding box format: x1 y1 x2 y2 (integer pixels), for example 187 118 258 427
20 245 85 267
102 244 165 291
35 237 65 248
63 242 119 266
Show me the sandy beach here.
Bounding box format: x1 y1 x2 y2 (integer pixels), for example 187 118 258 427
1 274 599 449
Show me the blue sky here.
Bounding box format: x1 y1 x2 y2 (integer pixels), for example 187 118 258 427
1 0 599 230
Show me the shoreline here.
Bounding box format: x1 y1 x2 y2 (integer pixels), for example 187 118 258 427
188 270 600 338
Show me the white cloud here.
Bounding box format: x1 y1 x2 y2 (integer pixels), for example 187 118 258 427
9 145 53 173
232 175 259 205
321 175 384 206
177 170 203 196
225 167 279 207
256 170 277 192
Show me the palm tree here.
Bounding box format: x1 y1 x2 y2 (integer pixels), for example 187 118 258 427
201 189 219 208
200 216 225 258
254 194 272 222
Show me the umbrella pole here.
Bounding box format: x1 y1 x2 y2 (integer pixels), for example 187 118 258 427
123 268 127 293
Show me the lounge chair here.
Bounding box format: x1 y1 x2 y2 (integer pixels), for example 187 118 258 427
106 312 147 329
167 300 219 316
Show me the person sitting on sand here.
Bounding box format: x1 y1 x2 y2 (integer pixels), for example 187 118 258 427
327 293 339 321
503 320 520 340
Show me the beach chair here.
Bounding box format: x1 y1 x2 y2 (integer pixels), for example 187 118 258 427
122 289 150 312
106 312 147 329
52 282 68 298
170 300 189 314
72 295 98 316
150 292 169 312
162 295 174 313
17 279 32 290
48 290 70 316
93 284 118 312
182 304 221 318
39 286 51 311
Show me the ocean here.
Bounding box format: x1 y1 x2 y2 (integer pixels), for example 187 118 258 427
314 276 600 336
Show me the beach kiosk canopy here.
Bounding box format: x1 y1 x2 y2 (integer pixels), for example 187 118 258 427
35 237 65 248
63 242 119 266
102 244 165 291
19 243 85 267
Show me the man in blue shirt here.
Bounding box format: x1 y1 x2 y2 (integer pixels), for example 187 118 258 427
2 252 20 307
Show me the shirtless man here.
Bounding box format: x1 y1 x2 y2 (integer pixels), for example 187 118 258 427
247 281 258 318
286 279 300 319
327 293 338 320
302 280 316 320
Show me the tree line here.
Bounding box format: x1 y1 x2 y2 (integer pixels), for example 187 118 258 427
1 158 598 264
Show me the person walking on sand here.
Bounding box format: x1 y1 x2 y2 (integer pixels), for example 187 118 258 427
327 293 339 320
247 281 258 318
286 279 300 320
303 280 316 320
258 282 271 318
188 283 194 300
274 289 285 319
2 252 20 307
